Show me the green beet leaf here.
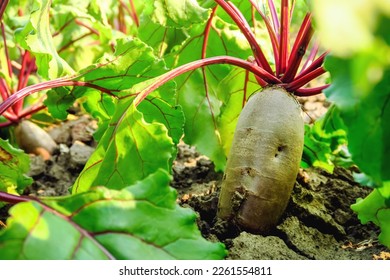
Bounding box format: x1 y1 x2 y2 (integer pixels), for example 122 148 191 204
217 67 259 157
323 10 390 248
137 13 187 57
0 169 226 260
175 68 227 170
164 11 254 171
351 189 390 248
76 38 167 92
44 87 76 120
73 94 183 193
137 83 184 145
15 0 74 79
301 105 349 172
81 90 117 142
325 54 390 195
137 0 205 56
45 37 167 121
50 0 111 71
146 0 210 29
0 139 32 198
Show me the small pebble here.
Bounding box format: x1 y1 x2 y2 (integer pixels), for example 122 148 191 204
70 140 95 166
28 155 46 177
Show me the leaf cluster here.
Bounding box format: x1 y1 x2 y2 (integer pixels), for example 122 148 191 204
312 0 390 247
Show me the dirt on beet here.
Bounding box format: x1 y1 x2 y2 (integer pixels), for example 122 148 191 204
1 103 389 260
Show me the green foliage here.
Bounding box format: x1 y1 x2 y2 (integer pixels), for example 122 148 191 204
313 0 390 247
302 105 350 173
15 0 74 79
325 54 390 186
162 7 256 170
149 0 210 28
217 68 259 156
0 0 224 259
0 170 226 259
73 96 182 193
351 189 390 247
0 139 32 197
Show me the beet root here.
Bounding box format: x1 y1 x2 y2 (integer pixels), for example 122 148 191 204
217 87 304 234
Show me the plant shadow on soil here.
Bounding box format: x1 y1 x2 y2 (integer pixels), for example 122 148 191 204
0 112 389 260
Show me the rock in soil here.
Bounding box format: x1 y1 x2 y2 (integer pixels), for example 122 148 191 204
24 115 97 197
15 120 58 160
227 232 306 260
69 140 95 166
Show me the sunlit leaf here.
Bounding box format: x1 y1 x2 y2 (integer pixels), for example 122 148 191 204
0 139 32 198
320 7 390 248
73 92 183 193
351 189 390 247
45 37 166 121
301 105 349 172
138 14 187 58
76 38 166 92
15 0 74 79
217 67 259 156
81 90 117 142
146 0 210 28
310 0 376 57
325 53 390 185
164 12 255 171
136 81 185 167
50 0 102 69
0 170 226 260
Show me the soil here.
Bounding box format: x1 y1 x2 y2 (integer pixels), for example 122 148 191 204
173 143 389 260
1 96 389 260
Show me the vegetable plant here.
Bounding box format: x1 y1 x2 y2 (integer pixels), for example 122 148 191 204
121 0 328 233
0 0 126 159
0 0 59 159
1 0 387 260
212 0 327 233
0 0 40 128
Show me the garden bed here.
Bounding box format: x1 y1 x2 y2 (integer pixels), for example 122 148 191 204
173 143 389 260
1 110 388 260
